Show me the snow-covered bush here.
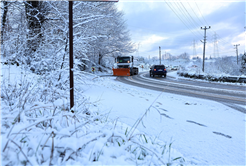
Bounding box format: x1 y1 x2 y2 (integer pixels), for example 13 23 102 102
180 56 243 77
213 57 241 75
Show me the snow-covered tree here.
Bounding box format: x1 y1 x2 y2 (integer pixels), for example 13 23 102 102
72 2 135 72
177 52 190 61
240 53 246 75
1 1 134 76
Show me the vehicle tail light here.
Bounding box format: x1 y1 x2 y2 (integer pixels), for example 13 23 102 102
154 69 156 71
164 69 166 71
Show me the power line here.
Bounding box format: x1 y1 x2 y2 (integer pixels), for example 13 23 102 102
187 2 231 46
164 0 202 39
195 2 209 26
171 1 203 37
174 2 197 28
172 0 232 49
187 2 204 26
169 2 229 48
179 1 203 36
194 2 231 46
170 2 229 55
131 1 236 58
132 1 231 50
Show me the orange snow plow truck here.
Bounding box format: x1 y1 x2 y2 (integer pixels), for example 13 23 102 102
112 56 139 76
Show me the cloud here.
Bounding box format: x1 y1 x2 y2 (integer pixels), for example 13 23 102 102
117 1 245 58
134 34 167 51
190 1 232 17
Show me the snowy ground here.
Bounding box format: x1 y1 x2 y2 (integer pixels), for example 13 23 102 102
84 71 246 165
1 64 246 165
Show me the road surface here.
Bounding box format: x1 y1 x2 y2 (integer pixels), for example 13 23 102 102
116 71 246 113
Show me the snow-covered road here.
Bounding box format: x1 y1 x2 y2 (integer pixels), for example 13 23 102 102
116 72 246 112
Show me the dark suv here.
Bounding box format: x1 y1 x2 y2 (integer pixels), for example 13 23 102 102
149 65 167 78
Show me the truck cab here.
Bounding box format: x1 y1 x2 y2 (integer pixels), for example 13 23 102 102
113 56 138 76
116 56 132 68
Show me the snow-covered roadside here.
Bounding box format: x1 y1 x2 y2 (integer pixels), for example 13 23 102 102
1 64 245 165
1 64 185 165
83 75 246 165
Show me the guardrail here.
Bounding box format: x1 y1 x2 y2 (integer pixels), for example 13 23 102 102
177 72 246 83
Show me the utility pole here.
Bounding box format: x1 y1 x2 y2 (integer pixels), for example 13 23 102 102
234 44 240 64
201 26 211 72
69 1 74 111
159 46 161 65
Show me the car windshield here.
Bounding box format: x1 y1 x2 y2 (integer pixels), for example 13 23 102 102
154 65 165 69
117 57 130 63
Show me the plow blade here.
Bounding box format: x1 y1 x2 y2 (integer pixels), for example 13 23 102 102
112 68 130 76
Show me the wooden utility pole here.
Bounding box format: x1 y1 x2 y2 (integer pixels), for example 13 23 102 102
69 1 74 111
201 26 211 72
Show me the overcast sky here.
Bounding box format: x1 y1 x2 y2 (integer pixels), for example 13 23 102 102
116 0 245 59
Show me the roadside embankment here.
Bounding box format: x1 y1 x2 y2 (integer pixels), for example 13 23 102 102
177 71 246 83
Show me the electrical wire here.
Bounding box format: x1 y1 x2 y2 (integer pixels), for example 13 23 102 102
171 1 203 38
129 1 239 57
176 1 236 54
195 1 209 26
163 0 202 39
179 1 203 36
187 2 204 26
193 1 231 45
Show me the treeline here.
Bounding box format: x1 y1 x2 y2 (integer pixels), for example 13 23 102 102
136 52 190 62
